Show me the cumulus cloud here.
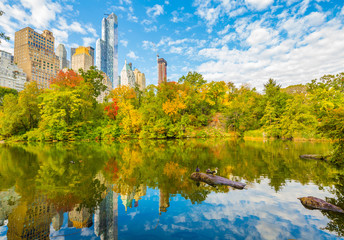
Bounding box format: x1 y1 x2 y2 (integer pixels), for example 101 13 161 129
245 0 274 10
147 4 164 18
144 26 157 32
120 40 128 47
82 37 95 47
127 51 139 60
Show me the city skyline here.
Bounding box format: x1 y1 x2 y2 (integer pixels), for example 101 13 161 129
0 1 344 90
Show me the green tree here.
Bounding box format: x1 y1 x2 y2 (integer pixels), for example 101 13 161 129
79 66 107 98
0 86 18 106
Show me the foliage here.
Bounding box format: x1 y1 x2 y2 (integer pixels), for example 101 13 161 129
0 86 18 106
79 66 107 98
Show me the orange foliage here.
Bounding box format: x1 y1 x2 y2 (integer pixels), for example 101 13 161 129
50 69 84 88
104 99 119 120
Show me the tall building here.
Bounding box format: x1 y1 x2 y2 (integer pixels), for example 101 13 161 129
96 13 118 88
71 46 93 72
120 60 135 88
71 46 94 66
157 55 167 84
133 68 146 91
56 44 68 70
14 27 59 88
0 50 27 91
96 73 113 103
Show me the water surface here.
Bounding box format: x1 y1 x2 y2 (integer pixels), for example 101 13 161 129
0 139 343 239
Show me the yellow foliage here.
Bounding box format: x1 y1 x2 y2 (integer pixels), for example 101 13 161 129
162 96 186 116
163 162 187 179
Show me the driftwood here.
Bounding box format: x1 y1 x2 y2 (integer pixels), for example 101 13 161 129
299 154 327 161
298 196 344 213
190 172 246 189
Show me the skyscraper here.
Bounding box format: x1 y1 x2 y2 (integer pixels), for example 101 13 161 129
71 46 94 67
56 44 68 69
120 60 135 87
0 50 27 91
133 68 146 91
71 46 93 72
14 27 59 88
96 13 118 88
157 55 167 84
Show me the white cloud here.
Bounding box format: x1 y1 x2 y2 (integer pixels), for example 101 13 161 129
245 0 274 10
171 10 193 23
128 13 138 22
82 37 95 47
197 17 344 90
147 4 164 18
144 26 157 32
120 40 128 47
20 0 62 29
217 24 230 35
127 51 139 60
142 40 156 51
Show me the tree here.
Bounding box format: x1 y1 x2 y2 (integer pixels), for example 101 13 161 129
79 66 107 98
178 71 206 87
0 86 18 106
51 69 84 88
0 11 10 44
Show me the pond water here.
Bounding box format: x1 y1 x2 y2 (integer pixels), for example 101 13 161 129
0 139 343 240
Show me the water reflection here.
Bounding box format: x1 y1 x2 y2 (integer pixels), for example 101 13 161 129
0 140 343 239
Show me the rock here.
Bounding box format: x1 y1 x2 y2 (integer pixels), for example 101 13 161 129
190 172 246 189
299 154 327 161
298 196 344 213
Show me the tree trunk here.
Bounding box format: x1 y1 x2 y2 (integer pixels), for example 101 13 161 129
190 172 246 189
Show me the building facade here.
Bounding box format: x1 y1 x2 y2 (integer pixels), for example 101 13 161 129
120 60 135 88
14 27 59 89
71 46 94 67
71 46 93 72
56 44 68 70
157 56 167 84
0 50 27 91
96 13 118 88
96 73 113 103
133 68 146 91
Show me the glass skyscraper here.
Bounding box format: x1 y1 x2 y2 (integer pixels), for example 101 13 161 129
96 13 118 88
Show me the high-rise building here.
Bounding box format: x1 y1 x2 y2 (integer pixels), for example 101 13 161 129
0 50 27 91
157 55 167 84
14 27 59 88
71 46 94 67
56 44 68 70
120 60 135 88
96 73 113 103
96 13 118 88
71 46 93 72
133 68 146 91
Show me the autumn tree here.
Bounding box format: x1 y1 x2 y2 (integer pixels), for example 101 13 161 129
79 66 107 98
50 69 84 88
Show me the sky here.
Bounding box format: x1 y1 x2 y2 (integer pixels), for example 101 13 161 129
0 0 344 90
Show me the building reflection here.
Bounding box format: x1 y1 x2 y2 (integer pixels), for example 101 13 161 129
7 195 53 240
159 189 170 215
68 205 93 228
94 188 118 240
51 210 63 231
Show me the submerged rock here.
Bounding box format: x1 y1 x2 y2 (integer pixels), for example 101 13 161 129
190 172 246 189
299 154 327 161
298 196 344 213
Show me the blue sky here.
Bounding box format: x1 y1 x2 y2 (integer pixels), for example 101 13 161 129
0 0 344 89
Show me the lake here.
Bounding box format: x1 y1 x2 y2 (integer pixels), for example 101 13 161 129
0 139 343 240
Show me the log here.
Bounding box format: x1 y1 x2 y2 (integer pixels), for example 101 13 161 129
299 154 327 161
190 172 246 189
298 196 344 213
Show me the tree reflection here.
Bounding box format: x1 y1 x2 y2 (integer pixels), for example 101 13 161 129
0 139 343 237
